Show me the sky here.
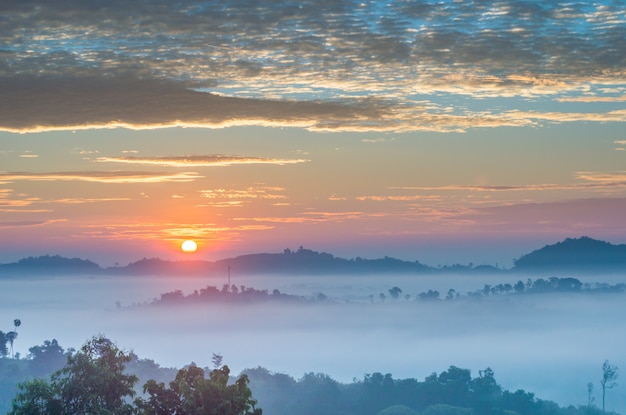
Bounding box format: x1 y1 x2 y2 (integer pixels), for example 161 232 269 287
1 0 626 267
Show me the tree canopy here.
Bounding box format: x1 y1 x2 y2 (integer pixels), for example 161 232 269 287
9 336 262 415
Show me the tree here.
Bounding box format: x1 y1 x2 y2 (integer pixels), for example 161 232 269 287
6 319 21 358
389 287 402 300
212 352 224 369
587 382 595 408
28 339 67 377
0 331 8 357
6 331 18 359
136 364 262 415
600 360 618 413
10 335 138 415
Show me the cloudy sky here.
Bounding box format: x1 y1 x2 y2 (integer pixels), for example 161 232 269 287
1 0 625 266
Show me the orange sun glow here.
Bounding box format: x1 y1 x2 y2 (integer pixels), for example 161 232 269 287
181 240 198 253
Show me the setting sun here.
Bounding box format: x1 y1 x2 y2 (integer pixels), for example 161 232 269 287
181 240 198 253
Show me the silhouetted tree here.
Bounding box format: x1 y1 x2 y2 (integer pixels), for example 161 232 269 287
0 331 8 357
136 364 262 415
6 332 17 359
389 287 403 300
10 335 138 415
7 319 21 359
27 339 67 377
600 360 618 413
212 352 224 369
587 382 595 409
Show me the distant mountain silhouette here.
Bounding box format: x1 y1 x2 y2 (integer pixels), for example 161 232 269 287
212 247 432 275
0 255 101 275
513 236 626 273
1 237 625 277
106 247 434 276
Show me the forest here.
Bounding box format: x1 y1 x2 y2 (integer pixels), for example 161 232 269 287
135 276 625 307
0 334 620 415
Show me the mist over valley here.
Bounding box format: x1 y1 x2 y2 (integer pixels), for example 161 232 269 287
2 263 626 413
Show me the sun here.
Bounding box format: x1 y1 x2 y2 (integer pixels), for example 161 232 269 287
181 240 198 253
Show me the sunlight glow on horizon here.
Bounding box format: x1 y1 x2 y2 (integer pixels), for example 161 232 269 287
1 0 625 266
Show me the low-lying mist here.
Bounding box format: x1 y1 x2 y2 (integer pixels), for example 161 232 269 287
2 272 625 413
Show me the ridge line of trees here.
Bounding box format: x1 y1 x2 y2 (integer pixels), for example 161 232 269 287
1 336 621 415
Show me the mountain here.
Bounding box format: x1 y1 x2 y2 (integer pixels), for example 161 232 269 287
105 247 434 276
0 255 101 275
513 236 626 273
212 247 432 275
2 237 625 277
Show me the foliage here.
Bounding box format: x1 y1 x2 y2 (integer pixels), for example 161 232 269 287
10 335 138 415
376 404 419 415
600 360 618 413
4 336 623 415
135 364 262 415
421 404 475 415
244 365 610 415
0 330 8 357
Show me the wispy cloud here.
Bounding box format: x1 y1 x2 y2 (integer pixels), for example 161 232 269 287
576 171 626 184
505 109 626 124
556 94 626 103
200 187 287 201
356 195 442 201
95 155 309 167
0 219 67 228
393 174 626 192
0 171 202 184
79 222 273 242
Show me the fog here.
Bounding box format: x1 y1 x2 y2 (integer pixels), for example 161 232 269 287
2 272 626 413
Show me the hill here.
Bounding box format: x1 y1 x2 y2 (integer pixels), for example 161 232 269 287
0 254 101 275
513 236 626 273
2 237 626 276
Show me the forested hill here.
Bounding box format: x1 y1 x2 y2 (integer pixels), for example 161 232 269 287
0 247 438 276
514 237 626 273
2 237 626 276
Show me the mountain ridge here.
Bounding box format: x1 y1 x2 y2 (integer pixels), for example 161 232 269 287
1 237 625 276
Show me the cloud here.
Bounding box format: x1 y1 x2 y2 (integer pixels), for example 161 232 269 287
200 187 287 201
79 222 273 242
393 173 626 192
0 171 202 184
455 198 626 234
556 94 626 103
0 219 67 228
233 211 387 225
576 171 626 185
50 198 132 204
1 0 624 133
505 109 626 124
356 195 442 201
94 155 309 167
0 77 389 133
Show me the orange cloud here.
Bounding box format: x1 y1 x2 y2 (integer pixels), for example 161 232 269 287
556 94 626 103
0 171 202 184
94 155 309 167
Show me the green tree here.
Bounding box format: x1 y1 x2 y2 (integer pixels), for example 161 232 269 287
389 287 403 300
10 335 138 415
28 339 67 377
470 367 502 413
600 360 618 414
6 331 18 359
136 364 262 415
0 330 8 357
